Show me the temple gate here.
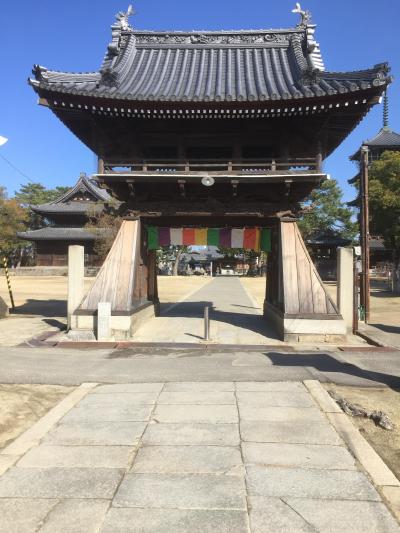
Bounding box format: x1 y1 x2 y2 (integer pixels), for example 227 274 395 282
29 5 391 341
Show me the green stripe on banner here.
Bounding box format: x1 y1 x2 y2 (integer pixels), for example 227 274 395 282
207 228 220 246
147 226 159 250
260 228 272 252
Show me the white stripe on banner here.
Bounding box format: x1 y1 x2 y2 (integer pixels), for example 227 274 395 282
170 228 183 246
231 228 244 248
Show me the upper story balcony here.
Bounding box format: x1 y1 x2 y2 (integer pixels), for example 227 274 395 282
98 156 323 177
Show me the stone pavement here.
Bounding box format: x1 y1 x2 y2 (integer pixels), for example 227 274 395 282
358 323 400 350
134 277 282 344
0 381 398 532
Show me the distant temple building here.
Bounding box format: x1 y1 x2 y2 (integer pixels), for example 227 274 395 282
348 93 400 269
18 174 110 266
306 233 352 280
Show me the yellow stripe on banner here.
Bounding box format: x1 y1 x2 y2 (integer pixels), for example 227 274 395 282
255 228 261 252
194 228 208 245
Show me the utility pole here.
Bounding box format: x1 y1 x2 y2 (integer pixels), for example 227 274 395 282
360 145 370 323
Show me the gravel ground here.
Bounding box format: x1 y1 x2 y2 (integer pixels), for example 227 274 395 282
0 384 73 449
325 384 400 479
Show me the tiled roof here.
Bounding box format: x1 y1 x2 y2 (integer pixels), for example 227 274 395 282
347 197 360 208
348 173 360 185
32 174 111 215
32 202 104 215
29 21 390 104
17 227 99 241
306 233 352 246
350 127 400 160
364 127 400 147
54 174 110 202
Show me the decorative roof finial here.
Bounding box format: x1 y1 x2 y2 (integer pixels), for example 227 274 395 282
292 3 312 27
383 89 389 129
115 5 135 30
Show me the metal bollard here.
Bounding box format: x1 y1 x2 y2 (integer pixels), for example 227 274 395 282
2 257 15 310
204 305 210 341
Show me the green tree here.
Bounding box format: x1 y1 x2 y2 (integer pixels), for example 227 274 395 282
85 204 123 262
0 196 28 265
369 151 400 293
14 182 70 230
298 179 358 241
158 246 189 275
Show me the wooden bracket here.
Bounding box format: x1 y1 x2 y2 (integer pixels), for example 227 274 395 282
231 180 239 197
127 179 135 198
284 179 293 197
178 179 186 198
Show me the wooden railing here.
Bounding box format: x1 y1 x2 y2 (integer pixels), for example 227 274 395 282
100 157 321 174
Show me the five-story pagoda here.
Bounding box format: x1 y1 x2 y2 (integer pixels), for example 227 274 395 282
29 5 391 340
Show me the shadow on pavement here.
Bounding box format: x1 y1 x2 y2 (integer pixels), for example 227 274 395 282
266 352 400 389
370 323 400 335
43 318 67 331
11 299 66 317
160 301 279 340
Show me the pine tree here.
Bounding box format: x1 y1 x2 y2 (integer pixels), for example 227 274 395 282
298 179 357 241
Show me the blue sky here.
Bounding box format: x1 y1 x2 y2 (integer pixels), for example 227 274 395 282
0 0 398 201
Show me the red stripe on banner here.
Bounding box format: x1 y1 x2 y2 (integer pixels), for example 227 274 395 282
244 228 257 249
159 228 171 247
183 228 195 245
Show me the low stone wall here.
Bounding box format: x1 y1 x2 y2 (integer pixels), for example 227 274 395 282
0 267 99 277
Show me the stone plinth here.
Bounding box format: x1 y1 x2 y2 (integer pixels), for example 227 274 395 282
337 247 354 331
0 296 9 318
97 302 112 341
68 245 85 329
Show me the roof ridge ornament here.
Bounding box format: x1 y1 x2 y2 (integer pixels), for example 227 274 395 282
115 5 135 30
292 3 312 28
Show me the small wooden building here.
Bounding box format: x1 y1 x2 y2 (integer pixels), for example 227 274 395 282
28 6 390 339
306 233 352 280
18 174 110 266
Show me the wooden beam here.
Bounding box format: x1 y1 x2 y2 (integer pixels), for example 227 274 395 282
38 97 49 107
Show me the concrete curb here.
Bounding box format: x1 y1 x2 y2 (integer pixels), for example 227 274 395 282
356 329 386 348
0 382 98 474
304 379 400 522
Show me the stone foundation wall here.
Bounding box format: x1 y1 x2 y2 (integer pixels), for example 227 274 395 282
0 267 99 277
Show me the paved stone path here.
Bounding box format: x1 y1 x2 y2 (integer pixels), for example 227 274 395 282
0 381 398 532
135 277 282 344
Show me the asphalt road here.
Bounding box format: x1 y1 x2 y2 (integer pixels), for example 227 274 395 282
0 346 399 388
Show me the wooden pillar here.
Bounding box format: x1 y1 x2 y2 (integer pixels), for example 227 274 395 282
140 223 150 301
71 219 158 339
80 219 142 312
148 249 160 316
360 146 370 323
148 250 158 300
264 222 281 312
264 219 346 341
316 142 323 172
97 156 105 174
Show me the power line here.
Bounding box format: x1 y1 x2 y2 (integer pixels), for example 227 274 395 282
0 152 38 182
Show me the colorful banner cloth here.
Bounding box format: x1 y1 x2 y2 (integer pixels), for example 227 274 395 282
147 227 272 252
